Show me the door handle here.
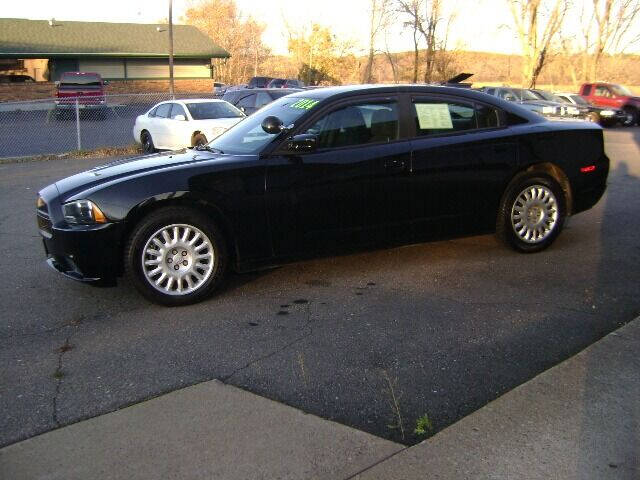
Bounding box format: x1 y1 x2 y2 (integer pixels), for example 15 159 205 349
384 158 406 171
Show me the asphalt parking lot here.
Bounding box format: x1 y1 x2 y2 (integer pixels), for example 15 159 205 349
1 127 639 448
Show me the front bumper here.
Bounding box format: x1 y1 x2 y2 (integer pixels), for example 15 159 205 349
40 221 124 282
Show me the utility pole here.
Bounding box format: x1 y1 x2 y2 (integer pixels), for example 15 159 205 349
168 0 175 97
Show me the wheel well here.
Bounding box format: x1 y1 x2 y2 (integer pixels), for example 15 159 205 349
524 162 573 214
118 198 237 275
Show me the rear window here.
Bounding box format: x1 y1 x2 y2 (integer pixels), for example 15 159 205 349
60 74 102 86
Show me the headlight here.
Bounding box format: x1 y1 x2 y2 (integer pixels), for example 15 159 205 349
600 110 615 116
62 200 107 224
542 106 555 114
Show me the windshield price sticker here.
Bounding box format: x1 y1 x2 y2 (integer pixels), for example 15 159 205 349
415 103 453 129
290 99 320 110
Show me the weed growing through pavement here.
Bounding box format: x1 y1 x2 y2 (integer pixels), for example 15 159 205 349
381 369 405 440
414 414 433 436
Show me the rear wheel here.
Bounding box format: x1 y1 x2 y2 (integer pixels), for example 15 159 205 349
497 174 566 253
124 207 228 306
141 131 155 153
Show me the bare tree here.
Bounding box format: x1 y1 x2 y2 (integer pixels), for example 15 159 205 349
397 0 445 83
507 0 567 88
589 0 640 79
363 0 392 83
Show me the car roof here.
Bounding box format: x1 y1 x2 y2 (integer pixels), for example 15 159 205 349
284 84 544 123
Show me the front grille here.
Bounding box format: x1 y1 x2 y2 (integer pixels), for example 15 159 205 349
37 213 52 237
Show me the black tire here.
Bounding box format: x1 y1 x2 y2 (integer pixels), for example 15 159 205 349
496 173 566 253
621 106 638 127
141 131 155 153
192 133 208 147
124 207 228 306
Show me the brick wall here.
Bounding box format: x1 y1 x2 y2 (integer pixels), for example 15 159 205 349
0 78 216 102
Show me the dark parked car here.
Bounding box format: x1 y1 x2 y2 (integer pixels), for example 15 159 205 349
37 85 609 306
267 78 306 88
554 92 625 127
480 86 570 118
246 76 273 88
222 88 302 115
0 74 35 83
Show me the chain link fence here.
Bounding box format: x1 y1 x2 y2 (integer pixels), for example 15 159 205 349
0 92 222 159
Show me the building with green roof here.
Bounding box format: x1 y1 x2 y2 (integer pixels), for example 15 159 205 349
0 18 230 81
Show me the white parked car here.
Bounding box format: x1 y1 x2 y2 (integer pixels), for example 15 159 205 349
133 99 245 153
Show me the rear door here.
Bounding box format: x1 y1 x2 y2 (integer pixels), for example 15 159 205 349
592 85 619 109
407 95 518 234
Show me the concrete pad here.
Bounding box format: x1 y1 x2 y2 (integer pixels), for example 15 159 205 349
354 317 640 480
0 380 402 480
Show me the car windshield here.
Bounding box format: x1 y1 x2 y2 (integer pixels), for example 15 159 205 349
610 84 633 96
512 88 542 101
186 102 244 120
208 96 320 155
570 95 589 106
535 90 564 103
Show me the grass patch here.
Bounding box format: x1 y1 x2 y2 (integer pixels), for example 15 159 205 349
0 144 143 164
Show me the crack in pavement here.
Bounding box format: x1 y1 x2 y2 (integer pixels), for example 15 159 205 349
220 302 315 383
52 336 72 427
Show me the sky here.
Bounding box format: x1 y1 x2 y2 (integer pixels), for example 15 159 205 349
0 0 555 56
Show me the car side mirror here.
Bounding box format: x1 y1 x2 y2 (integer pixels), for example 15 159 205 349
261 115 284 134
239 106 246 113
103 80 109 86
285 134 317 153
54 81 60 86
173 114 186 121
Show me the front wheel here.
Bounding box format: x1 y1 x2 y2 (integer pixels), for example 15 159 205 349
496 174 566 253
124 207 228 306
621 107 638 127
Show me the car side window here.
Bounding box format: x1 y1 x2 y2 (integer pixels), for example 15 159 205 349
485 88 495 96
411 99 500 136
170 103 187 119
148 106 158 117
256 92 273 108
582 85 592 96
594 86 611 97
155 103 172 119
303 102 399 149
475 104 501 129
237 94 256 109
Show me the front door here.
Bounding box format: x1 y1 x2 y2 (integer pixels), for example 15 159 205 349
266 97 408 255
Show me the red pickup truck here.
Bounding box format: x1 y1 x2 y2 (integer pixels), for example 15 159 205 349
579 82 640 126
54 72 108 119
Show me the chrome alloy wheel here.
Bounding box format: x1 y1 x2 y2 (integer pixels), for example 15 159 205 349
141 224 215 295
510 185 559 244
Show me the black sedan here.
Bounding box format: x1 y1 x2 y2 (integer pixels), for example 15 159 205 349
36 85 609 306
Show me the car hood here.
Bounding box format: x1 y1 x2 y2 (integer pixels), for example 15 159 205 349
54 150 220 198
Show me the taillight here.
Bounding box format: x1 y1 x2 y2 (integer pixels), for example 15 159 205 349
580 165 596 173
